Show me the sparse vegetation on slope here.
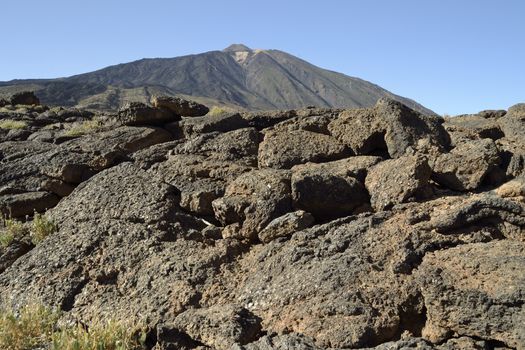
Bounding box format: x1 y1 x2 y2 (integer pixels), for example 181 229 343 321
64 119 104 137
30 212 57 245
0 120 27 130
0 305 146 350
0 214 27 248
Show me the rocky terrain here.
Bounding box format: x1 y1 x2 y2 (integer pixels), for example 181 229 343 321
0 91 524 349
0 45 433 114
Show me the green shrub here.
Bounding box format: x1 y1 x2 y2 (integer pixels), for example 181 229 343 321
0 305 146 350
30 213 58 245
0 120 27 130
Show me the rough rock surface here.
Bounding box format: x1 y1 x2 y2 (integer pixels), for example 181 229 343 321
151 96 209 117
365 155 432 211
117 101 180 126
258 129 349 169
0 95 524 349
431 138 502 191
328 98 450 158
417 240 525 348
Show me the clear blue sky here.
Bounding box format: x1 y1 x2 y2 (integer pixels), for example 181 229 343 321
1 0 523 115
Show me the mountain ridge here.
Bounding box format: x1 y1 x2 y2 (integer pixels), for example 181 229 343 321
0 44 435 114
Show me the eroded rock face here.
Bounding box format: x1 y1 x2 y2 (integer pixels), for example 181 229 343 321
1 95 525 349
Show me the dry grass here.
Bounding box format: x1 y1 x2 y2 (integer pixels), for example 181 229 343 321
30 212 58 245
64 120 103 137
52 319 147 350
0 304 59 350
207 106 234 116
0 214 28 248
0 305 146 350
0 120 27 130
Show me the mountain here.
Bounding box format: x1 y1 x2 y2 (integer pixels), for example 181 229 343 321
0 44 435 114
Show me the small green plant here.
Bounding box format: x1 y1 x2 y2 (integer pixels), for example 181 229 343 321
0 119 27 130
0 304 146 350
0 214 28 248
30 213 58 245
64 120 103 137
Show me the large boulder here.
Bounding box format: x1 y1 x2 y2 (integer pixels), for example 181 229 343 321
416 240 525 348
0 162 247 338
431 138 502 191
212 169 292 240
173 128 262 166
365 155 432 211
443 111 505 145
291 163 370 220
498 103 525 141
117 102 179 126
151 96 209 117
328 99 450 158
150 154 253 216
179 113 249 137
258 129 349 169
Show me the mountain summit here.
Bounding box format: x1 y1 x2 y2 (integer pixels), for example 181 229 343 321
223 43 252 52
0 45 434 114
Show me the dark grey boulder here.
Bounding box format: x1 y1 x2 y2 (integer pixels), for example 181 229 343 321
258 129 350 169
328 98 450 158
151 96 209 117
117 102 179 126
291 164 370 220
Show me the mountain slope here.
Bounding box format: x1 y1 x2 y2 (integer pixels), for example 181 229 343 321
0 44 435 114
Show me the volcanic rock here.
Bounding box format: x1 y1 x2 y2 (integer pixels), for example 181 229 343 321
365 155 432 211
151 96 209 117
117 102 179 126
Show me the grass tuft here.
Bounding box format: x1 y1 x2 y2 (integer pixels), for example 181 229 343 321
0 120 27 130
